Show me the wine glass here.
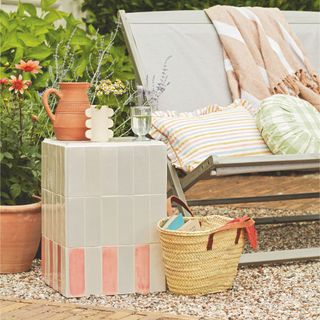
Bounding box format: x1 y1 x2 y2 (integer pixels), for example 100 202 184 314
131 106 151 140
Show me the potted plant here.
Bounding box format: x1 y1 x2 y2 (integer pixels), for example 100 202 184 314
0 2 135 274
0 60 44 273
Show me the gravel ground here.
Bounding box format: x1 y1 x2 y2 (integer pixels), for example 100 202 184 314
192 205 319 218
1 260 319 320
1 206 319 320
192 206 320 252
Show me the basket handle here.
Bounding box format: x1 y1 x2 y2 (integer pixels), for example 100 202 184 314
167 196 193 217
207 217 255 250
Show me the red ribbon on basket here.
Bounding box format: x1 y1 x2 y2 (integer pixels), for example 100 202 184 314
226 216 258 250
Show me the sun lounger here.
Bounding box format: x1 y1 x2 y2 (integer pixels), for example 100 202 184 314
119 9 320 264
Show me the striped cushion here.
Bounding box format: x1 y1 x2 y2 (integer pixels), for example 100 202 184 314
150 99 271 172
257 95 320 155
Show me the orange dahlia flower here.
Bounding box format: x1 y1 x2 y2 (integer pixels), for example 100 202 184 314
9 75 30 94
15 60 42 74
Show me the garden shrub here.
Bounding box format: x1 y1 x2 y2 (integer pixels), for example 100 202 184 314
0 1 134 89
82 0 319 34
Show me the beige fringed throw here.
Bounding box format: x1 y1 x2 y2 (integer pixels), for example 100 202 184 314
205 6 320 111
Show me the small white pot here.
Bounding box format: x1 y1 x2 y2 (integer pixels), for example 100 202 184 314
85 105 114 142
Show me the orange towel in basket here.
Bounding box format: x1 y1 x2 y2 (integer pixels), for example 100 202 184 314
227 216 258 249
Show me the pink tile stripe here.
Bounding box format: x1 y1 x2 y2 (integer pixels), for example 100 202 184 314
49 240 53 287
102 247 118 295
41 236 45 278
69 248 85 296
135 245 150 294
57 245 62 292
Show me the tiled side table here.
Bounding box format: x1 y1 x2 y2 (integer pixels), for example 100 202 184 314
41 138 167 297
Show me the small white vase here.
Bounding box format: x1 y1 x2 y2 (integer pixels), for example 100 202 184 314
85 105 114 142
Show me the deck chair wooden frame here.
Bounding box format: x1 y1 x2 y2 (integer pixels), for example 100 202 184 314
119 9 320 264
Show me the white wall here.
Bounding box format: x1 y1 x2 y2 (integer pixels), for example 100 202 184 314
0 0 84 19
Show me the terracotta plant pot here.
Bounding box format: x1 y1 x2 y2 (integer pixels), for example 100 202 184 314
0 201 41 273
42 82 91 141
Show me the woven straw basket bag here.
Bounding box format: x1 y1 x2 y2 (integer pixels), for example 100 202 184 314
158 196 256 296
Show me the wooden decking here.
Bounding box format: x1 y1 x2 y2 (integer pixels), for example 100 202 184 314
186 172 320 211
0 298 200 320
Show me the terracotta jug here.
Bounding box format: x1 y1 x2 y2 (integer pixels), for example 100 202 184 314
42 82 91 140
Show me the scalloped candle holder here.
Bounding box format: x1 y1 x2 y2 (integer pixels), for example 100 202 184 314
85 105 114 142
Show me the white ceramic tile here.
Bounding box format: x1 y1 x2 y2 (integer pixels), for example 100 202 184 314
57 146 64 196
149 194 166 243
101 197 119 246
100 147 118 196
47 191 53 240
47 144 54 192
50 143 57 193
56 146 60 195
118 245 134 294
61 196 66 246
65 147 85 197
85 247 102 295
56 194 62 243
84 197 101 247
53 144 58 194
46 143 51 191
41 142 47 190
85 147 101 196
44 142 48 190
149 243 166 292
149 145 167 195
41 189 47 238
134 196 150 244
133 146 150 194
65 246 74 298
117 147 133 195
44 143 49 192
61 147 66 196
52 193 58 243
118 197 133 245
47 145 54 192
59 195 64 245
66 198 85 247
55 195 62 245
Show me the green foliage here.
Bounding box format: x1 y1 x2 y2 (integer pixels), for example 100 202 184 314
0 0 135 205
0 2 134 86
0 87 46 205
82 0 319 34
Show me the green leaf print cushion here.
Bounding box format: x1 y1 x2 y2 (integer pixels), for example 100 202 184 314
256 95 320 154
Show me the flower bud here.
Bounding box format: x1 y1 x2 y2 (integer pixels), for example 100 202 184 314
0 78 8 85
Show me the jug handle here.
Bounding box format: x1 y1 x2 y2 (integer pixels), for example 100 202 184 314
42 88 62 123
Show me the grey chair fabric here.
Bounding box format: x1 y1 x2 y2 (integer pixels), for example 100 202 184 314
125 10 320 112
